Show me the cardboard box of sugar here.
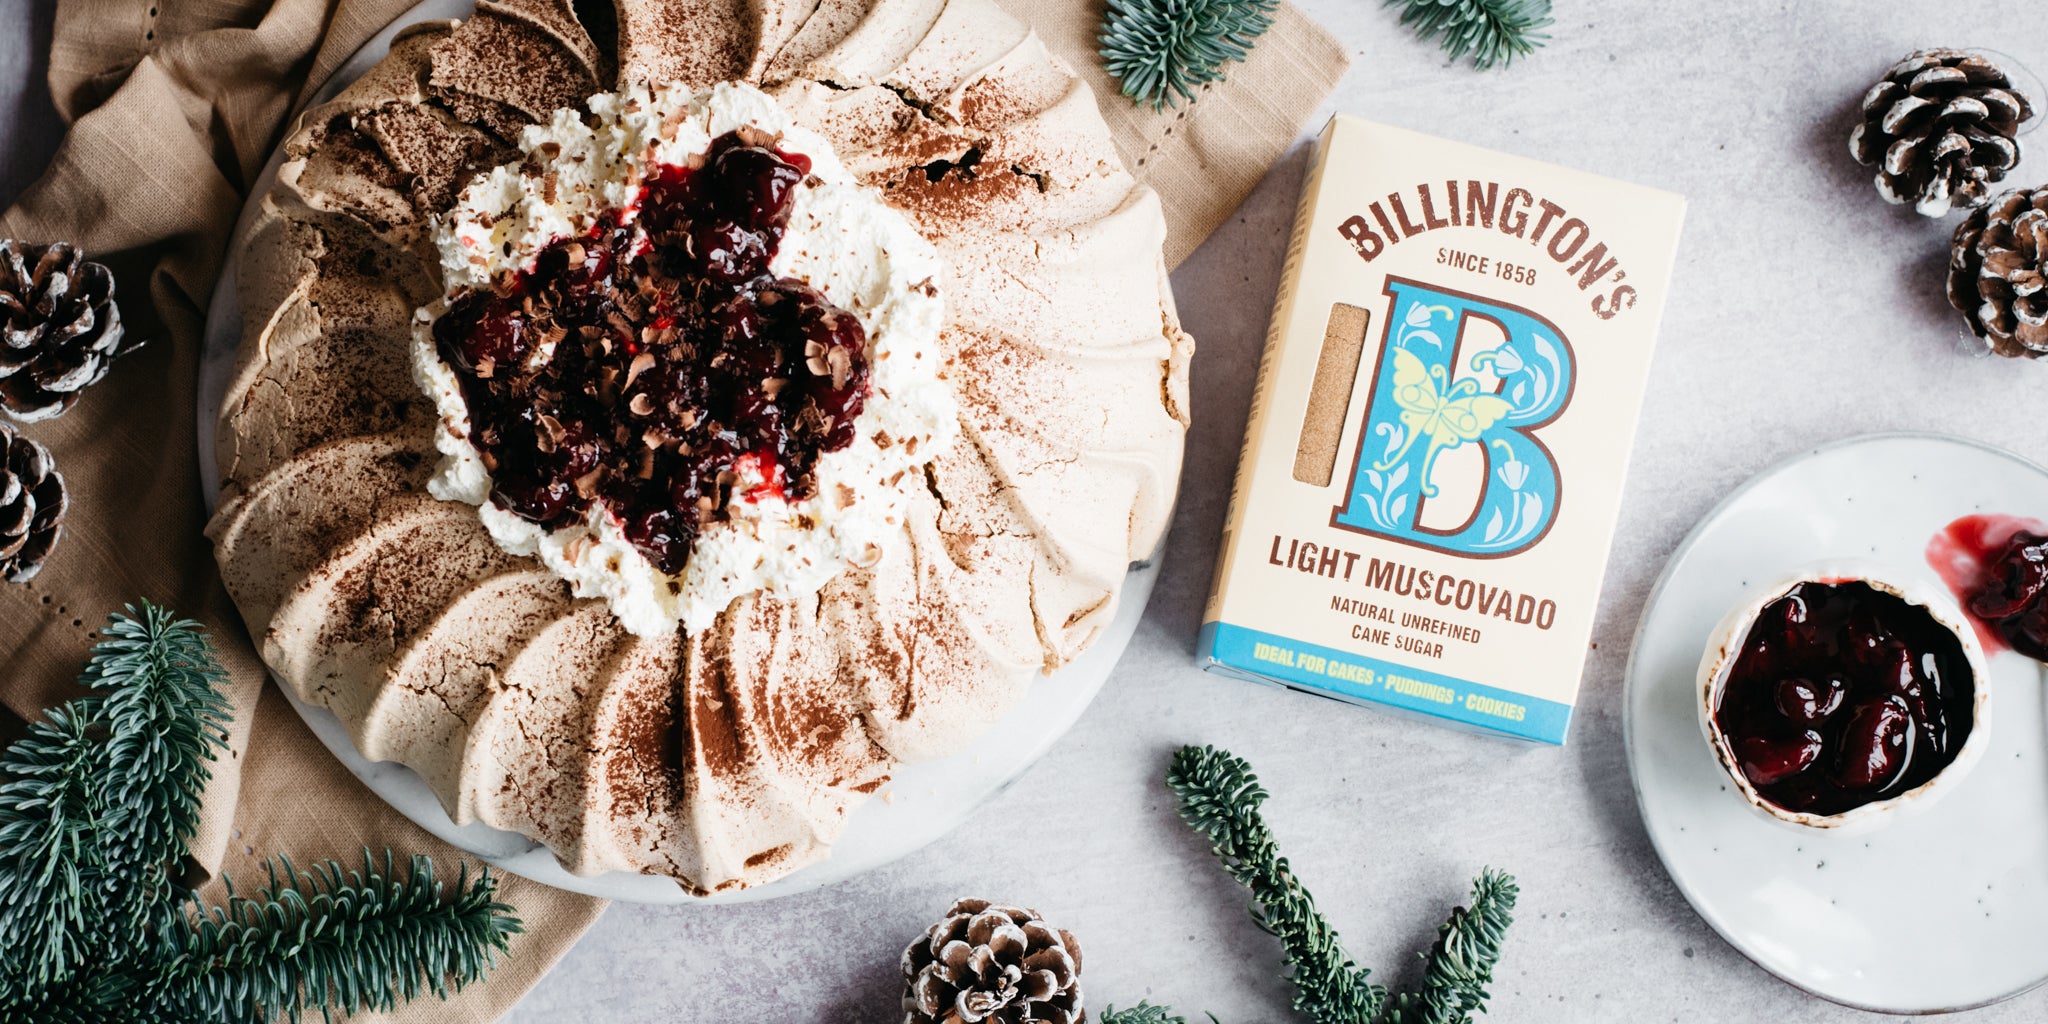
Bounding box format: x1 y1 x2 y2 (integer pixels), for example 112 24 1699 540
1199 116 1686 744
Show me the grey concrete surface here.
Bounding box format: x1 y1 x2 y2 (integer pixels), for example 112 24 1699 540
7 2 2048 1021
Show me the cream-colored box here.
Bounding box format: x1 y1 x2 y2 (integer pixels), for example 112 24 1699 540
1200 116 1685 743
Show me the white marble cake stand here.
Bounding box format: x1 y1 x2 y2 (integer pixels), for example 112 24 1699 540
195 0 1161 904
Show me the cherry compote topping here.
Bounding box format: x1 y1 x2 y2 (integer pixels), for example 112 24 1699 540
1713 581 1974 816
433 132 870 575
1964 529 2048 661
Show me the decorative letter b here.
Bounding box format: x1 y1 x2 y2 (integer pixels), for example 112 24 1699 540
1331 278 1572 557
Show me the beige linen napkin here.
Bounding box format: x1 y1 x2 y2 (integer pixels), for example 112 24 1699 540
1002 0 1350 267
0 0 1344 1018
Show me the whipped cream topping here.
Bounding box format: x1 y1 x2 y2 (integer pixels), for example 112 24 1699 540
415 81 955 637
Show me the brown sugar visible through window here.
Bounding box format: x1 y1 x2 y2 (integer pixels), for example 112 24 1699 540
1292 302 1370 486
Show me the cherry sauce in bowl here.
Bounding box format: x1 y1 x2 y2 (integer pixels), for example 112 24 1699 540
1696 565 1992 832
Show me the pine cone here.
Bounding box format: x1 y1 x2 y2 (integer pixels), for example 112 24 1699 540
0 239 137 423
0 420 66 582
903 899 1084 1024
1948 188 2048 357
1849 49 2034 217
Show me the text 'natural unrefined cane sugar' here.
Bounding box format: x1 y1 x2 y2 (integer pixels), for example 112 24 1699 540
1200 116 1687 743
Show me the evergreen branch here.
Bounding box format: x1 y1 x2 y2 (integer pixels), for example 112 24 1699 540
161 850 523 1024
83 602 232 954
1167 745 1385 1024
1101 1002 1214 1024
1378 870 1518 1024
0 601 520 1023
1387 0 1550 70
1099 0 1278 110
0 703 105 995
0 963 155 1024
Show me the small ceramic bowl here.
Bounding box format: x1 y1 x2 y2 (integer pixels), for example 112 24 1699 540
1696 560 1992 834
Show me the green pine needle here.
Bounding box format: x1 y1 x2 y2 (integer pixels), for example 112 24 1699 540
0 704 105 994
0 602 522 1023
1101 1002 1210 1024
1099 0 1278 110
1380 870 1518 1024
1387 0 1551 70
1165 745 1519 1024
84 603 233 955
1167 745 1386 1024
163 851 523 1024
0 963 147 1024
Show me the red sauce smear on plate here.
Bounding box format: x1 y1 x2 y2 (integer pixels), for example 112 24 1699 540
1926 513 2048 656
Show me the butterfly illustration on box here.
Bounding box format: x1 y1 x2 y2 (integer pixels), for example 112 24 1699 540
1334 278 1574 557
1377 345 1513 497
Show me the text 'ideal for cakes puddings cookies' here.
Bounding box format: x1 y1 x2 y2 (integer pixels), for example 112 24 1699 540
1200 116 1688 743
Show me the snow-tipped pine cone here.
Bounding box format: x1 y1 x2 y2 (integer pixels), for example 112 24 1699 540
903 899 1084 1024
0 419 66 582
1949 187 2048 357
1849 49 2034 217
0 239 137 422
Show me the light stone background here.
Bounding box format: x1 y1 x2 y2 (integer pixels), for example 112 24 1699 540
8 2 2048 1021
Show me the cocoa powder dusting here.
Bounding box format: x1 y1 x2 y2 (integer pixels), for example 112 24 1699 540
605 654 685 820
426 8 598 133
743 844 792 870
222 0 1182 894
882 143 1039 231
684 638 750 780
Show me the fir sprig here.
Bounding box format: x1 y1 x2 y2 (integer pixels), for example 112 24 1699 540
1387 0 1551 70
83 604 233 956
0 704 103 994
165 852 521 1024
1168 745 1386 1024
1099 0 1278 110
1381 871 1518 1024
0 602 521 1024
0 963 140 1024
1101 1002 1207 1024
1165 745 1517 1024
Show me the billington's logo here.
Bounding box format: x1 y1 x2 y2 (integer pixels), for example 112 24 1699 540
1331 277 1574 557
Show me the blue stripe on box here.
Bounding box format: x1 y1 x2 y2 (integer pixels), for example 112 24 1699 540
1197 621 1572 744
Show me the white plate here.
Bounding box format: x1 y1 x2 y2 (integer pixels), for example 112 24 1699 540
1625 433 2048 1012
196 0 1161 904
